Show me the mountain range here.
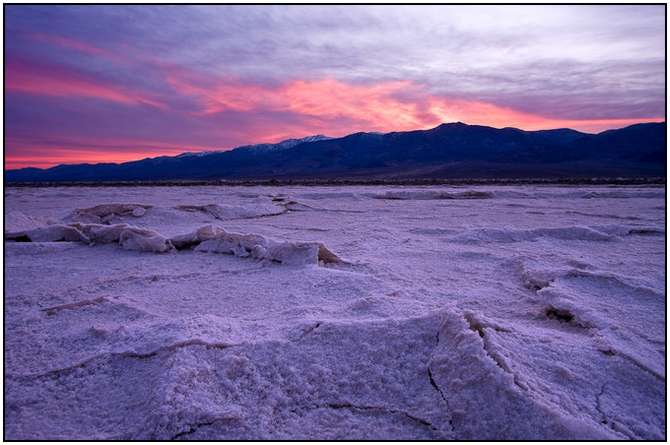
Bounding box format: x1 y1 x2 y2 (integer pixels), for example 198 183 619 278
5 122 666 182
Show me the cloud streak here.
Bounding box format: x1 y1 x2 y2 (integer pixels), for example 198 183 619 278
6 58 167 109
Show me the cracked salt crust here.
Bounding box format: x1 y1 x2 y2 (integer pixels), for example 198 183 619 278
4 185 665 439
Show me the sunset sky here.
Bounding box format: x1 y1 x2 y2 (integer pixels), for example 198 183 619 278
5 5 666 169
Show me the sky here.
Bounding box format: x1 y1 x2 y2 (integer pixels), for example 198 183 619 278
5 5 666 169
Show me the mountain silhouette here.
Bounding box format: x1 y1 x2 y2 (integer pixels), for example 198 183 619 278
5 122 665 181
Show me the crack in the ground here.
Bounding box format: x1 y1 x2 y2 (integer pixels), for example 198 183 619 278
595 383 608 424
39 272 211 299
427 328 456 436
170 418 231 440
174 204 288 222
598 347 665 382
42 296 108 315
323 403 441 433
463 313 525 390
230 210 289 221
275 198 365 215
311 208 366 214
282 399 450 437
594 383 635 439
173 198 364 223
8 339 239 381
297 322 322 341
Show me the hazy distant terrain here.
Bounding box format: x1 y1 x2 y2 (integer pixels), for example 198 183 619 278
5 122 666 182
4 185 665 439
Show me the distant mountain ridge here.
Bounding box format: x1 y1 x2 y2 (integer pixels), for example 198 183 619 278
5 122 666 181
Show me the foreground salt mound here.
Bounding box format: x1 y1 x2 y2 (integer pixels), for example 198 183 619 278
8 307 657 439
370 190 493 200
172 225 343 266
433 309 663 439
6 222 342 266
5 313 453 439
428 311 616 440
536 269 665 379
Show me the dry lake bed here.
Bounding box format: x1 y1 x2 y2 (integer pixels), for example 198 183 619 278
4 185 666 440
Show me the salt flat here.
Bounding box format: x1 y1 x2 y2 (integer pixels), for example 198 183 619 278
3 185 666 440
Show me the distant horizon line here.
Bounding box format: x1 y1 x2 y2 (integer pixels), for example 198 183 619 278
5 119 665 171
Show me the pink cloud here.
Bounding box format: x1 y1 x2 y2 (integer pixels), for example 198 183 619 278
6 58 166 109
168 70 663 134
168 74 425 130
27 32 113 58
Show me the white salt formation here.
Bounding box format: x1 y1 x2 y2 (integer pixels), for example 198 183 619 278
6 224 90 243
6 220 342 265
5 210 46 233
4 185 665 440
68 203 152 224
177 225 342 265
175 199 285 220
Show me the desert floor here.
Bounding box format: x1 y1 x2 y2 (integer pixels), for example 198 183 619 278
4 185 665 439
